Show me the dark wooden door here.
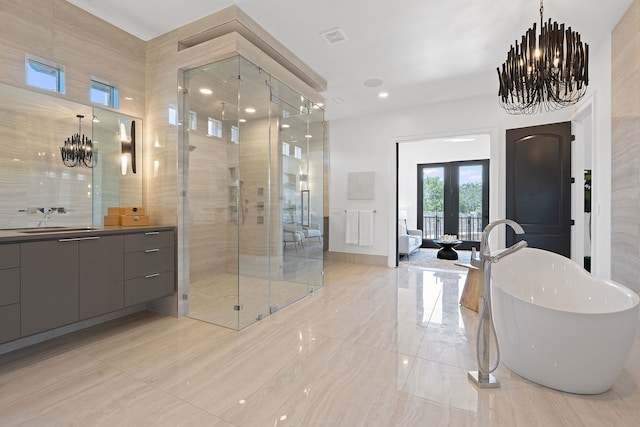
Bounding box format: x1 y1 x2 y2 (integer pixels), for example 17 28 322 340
506 122 572 257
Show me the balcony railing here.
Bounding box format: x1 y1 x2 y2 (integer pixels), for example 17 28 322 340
422 213 482 242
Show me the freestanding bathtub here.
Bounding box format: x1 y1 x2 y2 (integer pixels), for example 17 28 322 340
491 247 639 394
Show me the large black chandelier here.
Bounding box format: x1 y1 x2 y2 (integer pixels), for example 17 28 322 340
497 0 589 114
60 114 95 168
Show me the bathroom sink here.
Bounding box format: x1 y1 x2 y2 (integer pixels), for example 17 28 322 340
17 227 97 234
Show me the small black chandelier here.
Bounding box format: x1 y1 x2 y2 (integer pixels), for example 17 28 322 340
497 0 589 114
60 114 95 168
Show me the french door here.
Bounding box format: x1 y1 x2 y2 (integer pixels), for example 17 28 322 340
417 160 489 250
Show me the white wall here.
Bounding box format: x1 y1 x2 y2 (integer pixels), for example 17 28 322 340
328 37 612 273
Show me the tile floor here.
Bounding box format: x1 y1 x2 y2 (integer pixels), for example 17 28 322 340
0 261 639 426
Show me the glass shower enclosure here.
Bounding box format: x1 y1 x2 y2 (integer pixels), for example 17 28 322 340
181 56 324 330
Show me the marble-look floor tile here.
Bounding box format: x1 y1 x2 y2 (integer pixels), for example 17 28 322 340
219 339 414 427
1 262 639 426
0 350 231 427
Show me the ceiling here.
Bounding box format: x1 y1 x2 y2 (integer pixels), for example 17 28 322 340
66 0 633 121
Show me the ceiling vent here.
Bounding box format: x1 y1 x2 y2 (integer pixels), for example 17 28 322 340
321 28 348 45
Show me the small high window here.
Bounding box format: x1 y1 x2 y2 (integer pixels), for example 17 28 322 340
90 78 119 108
231 125 239 143
168 107 178 125
189 111 198 131
207 117 222 138
26 56 65 93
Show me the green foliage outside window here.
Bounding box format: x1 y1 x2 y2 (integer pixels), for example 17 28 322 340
423 179 482 214
423 177 443 213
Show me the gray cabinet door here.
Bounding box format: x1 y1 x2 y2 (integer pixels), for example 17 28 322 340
21 240 79 337
79 235 124 320
0 304 20 343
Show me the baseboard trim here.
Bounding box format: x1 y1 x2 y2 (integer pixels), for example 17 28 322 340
326 251 388 266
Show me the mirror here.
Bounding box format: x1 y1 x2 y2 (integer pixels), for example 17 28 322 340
91 108 143 225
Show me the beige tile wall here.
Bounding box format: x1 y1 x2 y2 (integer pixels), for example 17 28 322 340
0 0 145 118
0 0 146 228
611 0 640 294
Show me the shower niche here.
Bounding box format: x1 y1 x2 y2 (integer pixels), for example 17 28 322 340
181 55 324 330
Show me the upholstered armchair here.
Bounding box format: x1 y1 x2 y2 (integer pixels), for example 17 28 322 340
302 222 322 243
398 221 422 258
283 223 305 251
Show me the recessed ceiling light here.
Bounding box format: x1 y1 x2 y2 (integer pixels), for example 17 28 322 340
364 79 383 88
239 119 247 123
305 134 313 138
378 92 389 98
123 96 134 101
320 28 348 44
245 107 256 113
281 124 290 129
199 88 213 95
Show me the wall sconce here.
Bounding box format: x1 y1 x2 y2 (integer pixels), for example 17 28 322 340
120 120 136 175
61 114 95 168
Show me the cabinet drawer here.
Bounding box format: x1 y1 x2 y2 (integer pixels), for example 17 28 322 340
124 231 173 253
125 248 174 280
125 271 174 306
0 244 19 270
0 303 20 344
0 268 20 306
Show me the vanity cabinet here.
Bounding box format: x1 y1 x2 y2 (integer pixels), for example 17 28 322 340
0 226 174 343
21 239 80 337
124 231 175 306
0 244 20 344
78 235 124 320
21 235 125 335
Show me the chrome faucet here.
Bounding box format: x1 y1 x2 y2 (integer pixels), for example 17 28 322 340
19 207 67 227
476 218 527 264
469 219 527 389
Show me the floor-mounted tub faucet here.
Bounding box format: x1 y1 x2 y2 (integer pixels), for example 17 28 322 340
469 219 527 389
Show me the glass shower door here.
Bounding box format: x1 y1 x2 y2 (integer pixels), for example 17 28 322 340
182 58 244 330
236 58 272 329
272 80 324 309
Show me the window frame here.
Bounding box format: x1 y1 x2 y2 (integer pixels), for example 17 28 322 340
90 77 119 108
207 117 222 138
25 55 65 93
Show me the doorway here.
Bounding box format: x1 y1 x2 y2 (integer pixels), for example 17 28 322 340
417 160 489 250
396 134 491 266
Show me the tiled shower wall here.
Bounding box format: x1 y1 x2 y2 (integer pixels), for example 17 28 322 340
187 117 275 283
611 0 640 294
